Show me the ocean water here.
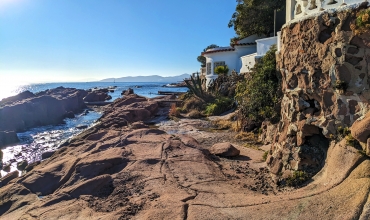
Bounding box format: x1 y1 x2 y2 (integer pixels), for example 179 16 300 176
0 82 188 101
0 82 188 176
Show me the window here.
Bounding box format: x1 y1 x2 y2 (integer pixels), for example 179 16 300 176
206 62 211 75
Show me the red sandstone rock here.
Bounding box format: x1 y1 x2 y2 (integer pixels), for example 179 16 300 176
209 142 240 157
351 111 370 143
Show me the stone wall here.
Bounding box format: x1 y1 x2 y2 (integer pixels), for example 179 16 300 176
266 5 370 180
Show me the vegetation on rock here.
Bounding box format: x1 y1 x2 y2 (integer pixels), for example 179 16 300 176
204 96 233 116
286 170 309 187
235 45 281 128
351 8 370 35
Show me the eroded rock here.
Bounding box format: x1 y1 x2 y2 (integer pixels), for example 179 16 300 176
210 142 240 157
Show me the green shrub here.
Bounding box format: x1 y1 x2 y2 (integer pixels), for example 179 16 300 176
262 151 269 161
214 65 229 75
351 9 370 35
345 133 358 147
204 96 233 116
235 45 281 124
286 170 309 187
182 96 206 112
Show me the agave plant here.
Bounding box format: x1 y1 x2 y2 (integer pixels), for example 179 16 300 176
184 72 211 101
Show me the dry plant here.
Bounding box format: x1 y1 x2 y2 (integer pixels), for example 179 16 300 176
169 103 180 117
234 132 258 142
212 119 240 131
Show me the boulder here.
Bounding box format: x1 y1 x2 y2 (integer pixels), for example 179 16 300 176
122 88 134 96
65 111 75 119
83 90 111 102
76 125 88 129
0 131 19 147
209 142 240 157
16 160 28 171
351 111 370 143
42 151 55 160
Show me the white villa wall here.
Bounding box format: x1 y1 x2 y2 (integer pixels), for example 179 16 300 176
287 0 367 22
256 37 277 56
204 51 240 75
240 53 257 73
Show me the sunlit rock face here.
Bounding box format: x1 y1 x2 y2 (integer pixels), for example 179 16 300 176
266 7 370 179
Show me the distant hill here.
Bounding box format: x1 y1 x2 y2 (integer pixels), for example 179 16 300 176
99 74 190 83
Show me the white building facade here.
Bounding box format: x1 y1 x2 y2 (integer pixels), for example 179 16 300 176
202 35 280 87
202 35 261 87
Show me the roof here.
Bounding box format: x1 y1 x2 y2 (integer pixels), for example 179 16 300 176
201 47 235 55
232 42 257 46
201 41 256 55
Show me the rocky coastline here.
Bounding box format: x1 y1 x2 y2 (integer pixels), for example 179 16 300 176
0 87 112 148
0 87 368 219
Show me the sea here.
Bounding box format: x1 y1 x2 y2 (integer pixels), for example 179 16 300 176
0 82 188 176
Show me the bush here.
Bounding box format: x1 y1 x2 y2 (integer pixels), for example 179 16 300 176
235 45 281 125
204 96 233 116
351 9 370 35
182 96 206 112
286 170 309 187
169 103 180 117
214 65 229 75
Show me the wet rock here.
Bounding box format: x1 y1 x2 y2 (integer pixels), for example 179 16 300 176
0 170 19 187
42 151 55 160
17 160 28 171
0 87 87 132
2 163 11 172
122 88 134 96
76 125 88 129
83 89 111 102
65 111 75 119
210 142 240 157
0 131 20 147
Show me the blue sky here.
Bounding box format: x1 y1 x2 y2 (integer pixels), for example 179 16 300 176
0 0 237 83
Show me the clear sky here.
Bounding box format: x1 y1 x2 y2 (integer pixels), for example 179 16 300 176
0 0 237 84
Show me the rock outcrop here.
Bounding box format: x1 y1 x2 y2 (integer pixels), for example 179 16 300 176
0 92 368 219
265 5 370 179
83 89 112 102
0 87 87 133
0 131 20 148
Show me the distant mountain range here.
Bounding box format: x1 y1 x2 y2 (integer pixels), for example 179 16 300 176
99 74 190 83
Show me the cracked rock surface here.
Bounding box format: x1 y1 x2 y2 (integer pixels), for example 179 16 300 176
0 94 368 219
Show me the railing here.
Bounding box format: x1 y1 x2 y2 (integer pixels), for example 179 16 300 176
293 0 366 19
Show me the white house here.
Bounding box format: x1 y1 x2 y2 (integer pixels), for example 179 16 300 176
202 34 279 87
286 0 367 22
